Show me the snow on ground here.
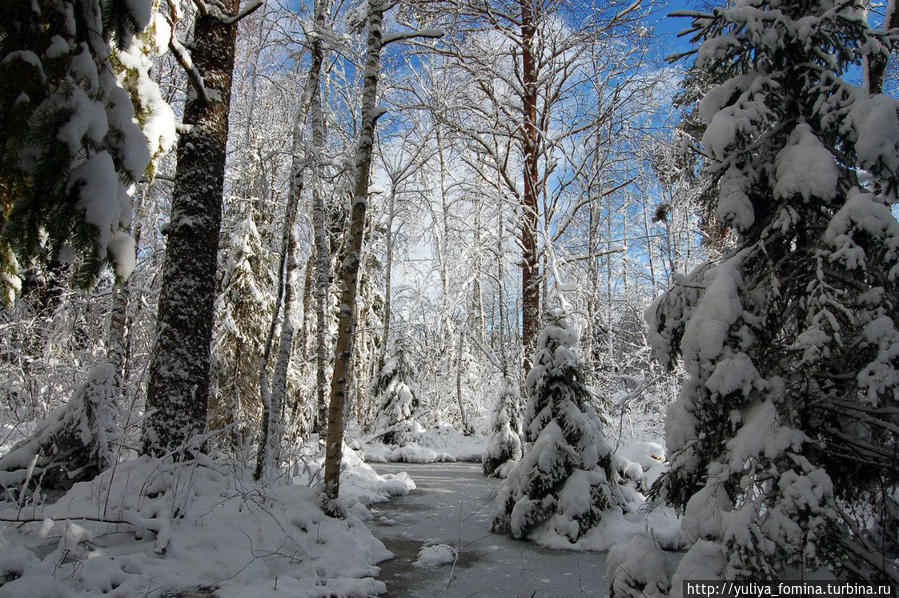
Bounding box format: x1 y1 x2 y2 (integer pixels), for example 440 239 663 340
0 446 412 598
358 421 487 464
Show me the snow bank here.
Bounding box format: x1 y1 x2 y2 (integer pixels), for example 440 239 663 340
361 422 487 464
0 455 393 598
288 443 416 508
334 444 416 506
531 504 684 552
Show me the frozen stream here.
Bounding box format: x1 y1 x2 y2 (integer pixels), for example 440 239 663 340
369 462 609 598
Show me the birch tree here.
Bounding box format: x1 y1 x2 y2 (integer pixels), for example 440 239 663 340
322 0 441 500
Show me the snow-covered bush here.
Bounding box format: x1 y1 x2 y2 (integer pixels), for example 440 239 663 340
650 0 899 583
492 308 623 541
0 362 120 499
606 534 670 598
370 339 420 444
482 378 522 478
0 454 393 597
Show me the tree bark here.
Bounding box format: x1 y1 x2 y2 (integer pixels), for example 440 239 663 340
312 44 331 436
143 1 240 456
377 190 395 375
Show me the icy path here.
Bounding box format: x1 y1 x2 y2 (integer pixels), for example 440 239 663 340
370 462 609 598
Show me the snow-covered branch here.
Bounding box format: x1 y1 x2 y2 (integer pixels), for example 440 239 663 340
382 28 444 46
168 33 210 103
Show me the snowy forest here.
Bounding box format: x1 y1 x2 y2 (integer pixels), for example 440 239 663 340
0 0 897 595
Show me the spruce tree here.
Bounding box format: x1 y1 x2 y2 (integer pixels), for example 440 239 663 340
482 378 523 478
0 0 154 298
371 338 420 445
492 308 622 542
211 212 274 441
650 0 899 583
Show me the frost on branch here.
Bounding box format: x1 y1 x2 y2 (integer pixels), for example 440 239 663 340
492 308 623 542
0 363 120 499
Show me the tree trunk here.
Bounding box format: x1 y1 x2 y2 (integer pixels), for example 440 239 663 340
520 0 540 377
143 2 240 457
258 0 329 470
312 48 331 436
377 191 395 375
865 0 897 95
255 201 300 479
456 332 472 434
323 0 387 500
497 187 508 378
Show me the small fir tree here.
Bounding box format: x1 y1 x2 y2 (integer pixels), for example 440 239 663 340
482 378 523 478
211 212 274 442
649 0 899 584
492 308 623 542
370 338 420 445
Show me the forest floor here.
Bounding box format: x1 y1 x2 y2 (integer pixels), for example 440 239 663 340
369 462 615 598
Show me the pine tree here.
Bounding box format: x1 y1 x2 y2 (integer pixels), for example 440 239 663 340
0 0 154 299
650 0 899 584
492 308 622 542
371 338 420 445
211 212 273 441
482 378 523 478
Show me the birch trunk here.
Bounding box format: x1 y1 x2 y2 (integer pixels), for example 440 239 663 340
323 0 387 500
312 77 331 436
377 190 395 375
257 0 329 475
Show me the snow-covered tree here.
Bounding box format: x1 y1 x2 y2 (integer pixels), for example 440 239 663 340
0 0 156 300
482 378 522 478
211 212 273 439
650 0 899 584
370 338 420 445
492 308 622 541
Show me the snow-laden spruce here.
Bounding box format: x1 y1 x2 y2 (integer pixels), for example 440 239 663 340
211 212 274 443
492 309 623 541
370 339 421 445
482 378 523 478
0 0 162 299
649 0 899 586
